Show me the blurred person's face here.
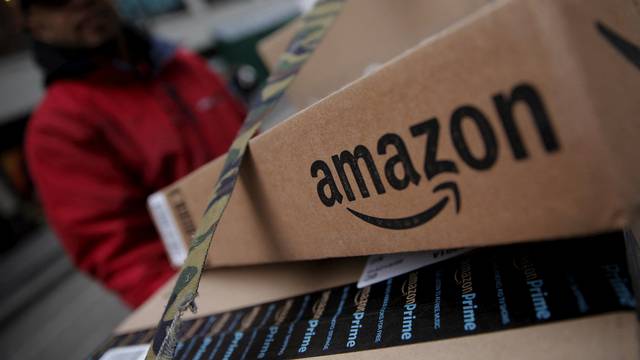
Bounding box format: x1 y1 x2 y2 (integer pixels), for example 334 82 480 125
25 0 120 49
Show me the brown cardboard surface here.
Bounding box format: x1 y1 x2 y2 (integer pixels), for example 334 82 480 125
257 0 492 110
149 0 640 268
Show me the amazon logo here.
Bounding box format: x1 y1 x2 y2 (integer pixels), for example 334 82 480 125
310 83 560 230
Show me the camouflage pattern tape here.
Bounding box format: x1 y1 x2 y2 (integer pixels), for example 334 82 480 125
145 1 346 359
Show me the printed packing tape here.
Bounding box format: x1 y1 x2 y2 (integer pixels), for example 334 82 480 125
93 233 636 360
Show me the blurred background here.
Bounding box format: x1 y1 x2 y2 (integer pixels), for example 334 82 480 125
0 0 301 358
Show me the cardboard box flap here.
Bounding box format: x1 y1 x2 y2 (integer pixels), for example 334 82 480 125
149 0 640 268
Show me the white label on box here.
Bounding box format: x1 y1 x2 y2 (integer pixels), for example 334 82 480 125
357 248 471 288
147 192 188 267
99 344 150 360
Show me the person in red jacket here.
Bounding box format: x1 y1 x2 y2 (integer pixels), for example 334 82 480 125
22 0 246 307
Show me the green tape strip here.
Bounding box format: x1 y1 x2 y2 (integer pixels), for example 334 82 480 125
145 1 345 358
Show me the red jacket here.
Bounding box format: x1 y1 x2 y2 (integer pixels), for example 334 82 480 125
26 46 245 307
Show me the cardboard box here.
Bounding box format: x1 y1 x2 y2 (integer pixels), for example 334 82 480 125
149 0 640 268
106 235 639 359
257 0 493 110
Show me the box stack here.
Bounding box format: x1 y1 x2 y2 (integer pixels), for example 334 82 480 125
94 0 640 358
